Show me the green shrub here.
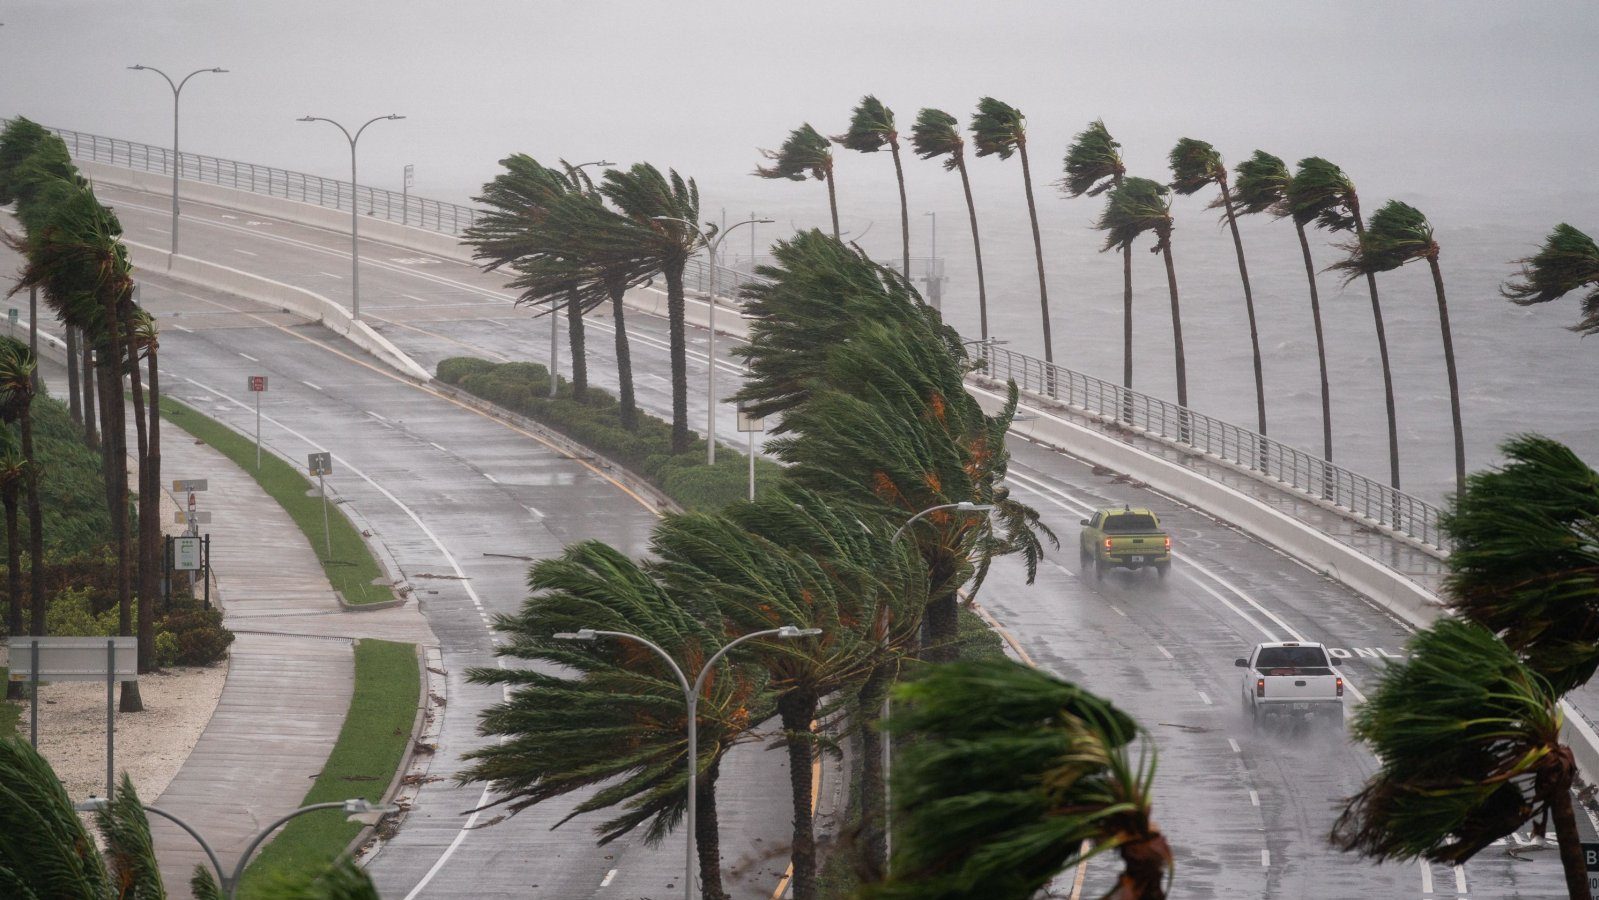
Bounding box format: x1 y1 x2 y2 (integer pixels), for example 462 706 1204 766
154 631 180 668
435 357 497 384
162 606 233 666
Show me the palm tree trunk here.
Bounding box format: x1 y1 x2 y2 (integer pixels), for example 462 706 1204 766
20 408 43 639
103 307 140 712
824 169 840 241
1427 254 1466 496
27 287 38 392
3 485 22 700
1550 770 1590 900
1353 215 1401 490
856 658 896 880
1121 243 1133 416
127 342 157 676
608 282 637 431
1217 182 1267 442
82 343 99 450
954 158 988 343
664 263 690 453
890 140 910 278
695 756 729 900
1294 223 1334 466
778 691 820 900
65 327 82 425
1161 241 1190 446
1017 142 1054 371
566 290 587 403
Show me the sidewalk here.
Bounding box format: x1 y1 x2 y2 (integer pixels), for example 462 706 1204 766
150 415 435 896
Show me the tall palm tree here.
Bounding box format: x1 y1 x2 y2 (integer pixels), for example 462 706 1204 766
1096 178 1189 413
910 108 989 341
1502 223 1599 336
835 96 910 276
1440 434 1599 694
1062 121 1131 393
0 340 42 641
862 659 1170 900
1169 138 1267 441
1289 158 1401 489
1332 618 1588 899
756 124 840 239
0 424 24 699
971 98 1054 369
130 309 161 674
1330 200 1465 495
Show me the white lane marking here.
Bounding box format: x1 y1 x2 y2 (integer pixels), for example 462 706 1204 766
1156 644 1174 660
173 324 194 333
301 381 322 391
319 271 343 279
148 226 170 234
524 505 543 518
1227 738 1241 753
1109 605 1127 618
1419 860 1433 893
1261 850 1270 867
1197 691 1212 705
238 352 259 362
600 869 617 887
1454 865 1466 893
366 411 390 422
233 248 258 257
429 441 448 453
1051 561 1075 578
402 293 437 304
483 472 498 483
1248 789 1260 807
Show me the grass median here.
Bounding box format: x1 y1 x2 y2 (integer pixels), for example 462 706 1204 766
159 396 394 605
237 639 419 898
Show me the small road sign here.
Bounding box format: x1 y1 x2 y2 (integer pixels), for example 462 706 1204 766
8 637 138 683
171 479 208 493
736 407 766 433
308 451 333 476
174 511 213 525
6 309 16 326
173 535 203 571
247 375 267 392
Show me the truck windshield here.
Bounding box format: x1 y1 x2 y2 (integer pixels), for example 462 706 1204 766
1103 514 1158 534
1256 647 1329 669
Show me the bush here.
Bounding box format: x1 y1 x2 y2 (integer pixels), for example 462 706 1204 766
154 631 180 668
36 588 232 668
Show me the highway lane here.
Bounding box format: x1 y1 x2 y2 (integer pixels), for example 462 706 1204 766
86 183 1576 896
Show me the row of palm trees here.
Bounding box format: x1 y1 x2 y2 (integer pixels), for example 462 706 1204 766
756 101 1467 495
0 116 162 709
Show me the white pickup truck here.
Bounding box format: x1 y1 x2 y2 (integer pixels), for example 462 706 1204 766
1235 642 1344 728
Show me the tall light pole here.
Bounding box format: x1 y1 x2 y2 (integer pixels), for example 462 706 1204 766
127 64 227 255
297 114 404 321
555 624 819 900
75 796 393 899
652 215 772 464
544 159 613 397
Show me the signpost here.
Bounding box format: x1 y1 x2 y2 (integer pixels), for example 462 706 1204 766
736 405 765 501
5 307 14 339
402 164 414 226
173 535 203 571
309 451 333 556
247 375 267 469
8 636 138 799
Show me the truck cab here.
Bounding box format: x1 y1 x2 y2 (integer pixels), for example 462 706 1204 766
1236 641 1344 729
1079 506 1171 579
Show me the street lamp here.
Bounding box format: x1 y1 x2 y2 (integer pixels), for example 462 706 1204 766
545 159 613 398
554 623 819 900
652 215 773 464
74 796 395 899
127 64 227 255
297 114 405 321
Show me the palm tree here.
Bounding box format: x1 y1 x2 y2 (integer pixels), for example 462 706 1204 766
130 309 161 674
756 124 840 239
1502 223 1599 336
1289 158 1401 489
836 96 910 276
1169 138 1267 441
0 340 42 642
1332 618 1588 899
0 424 24 699
460 540 769 900
971 98 1054 370
1440 434 1599 694
1061 121 1133 397
1096 178 1189 414
862 659 1169 900
911 108 989 342
1330 200 1465 495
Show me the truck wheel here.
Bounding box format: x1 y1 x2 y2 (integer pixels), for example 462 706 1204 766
1094 557 1106 581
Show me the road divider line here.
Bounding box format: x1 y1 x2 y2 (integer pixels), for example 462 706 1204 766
233 248 257 257
1197 691 1211 705
1228 739 1241 754
1156 644 1173 660
301 381 322 391
238 351 259 362
1420 860 1433 893
1248 789 1260 807
319 271 343 279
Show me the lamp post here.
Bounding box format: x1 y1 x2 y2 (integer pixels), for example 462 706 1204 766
127 64 227 255
297 114 405 321
544 159 613 397
652 215 772 464
74 796 394 899
555 624 820 900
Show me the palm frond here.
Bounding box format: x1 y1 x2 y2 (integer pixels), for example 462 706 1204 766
1502 224 1599 335
969 98 1026 160
95 773 166 898
1328 200 1437 282
1059 119 1123 198
1229 150 1290 217
910 108 964 172
1095 177 1173 254
1285 157 1358 231
755 124 833 181
1167 138 1224 197
0 737 113 898
835 95 897 153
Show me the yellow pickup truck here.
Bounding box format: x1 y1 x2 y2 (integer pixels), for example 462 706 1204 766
1079 506 1171 579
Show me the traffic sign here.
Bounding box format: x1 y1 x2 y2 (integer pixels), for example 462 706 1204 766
173 536 203 571
171 479 208 493
736 406 765 433
173 511 213 524
247 375 267 392
5 309 16 326
308 452 333 476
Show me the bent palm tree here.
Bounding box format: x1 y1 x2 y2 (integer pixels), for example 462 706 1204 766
836 96 910 276
911 108 988 341
1330 201 1465 495
0 340 42 640
1332 619 1588 899
1169 138 1267 440
0 425 24 700
1502 223 1599 336
756 124 839 238
1096 178 1189 413
1290 157 1401 489
863 659 1170 900
1062 121 1131 393
972 98 1054 370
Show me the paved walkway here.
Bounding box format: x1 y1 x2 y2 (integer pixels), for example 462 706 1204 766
150 412 435 896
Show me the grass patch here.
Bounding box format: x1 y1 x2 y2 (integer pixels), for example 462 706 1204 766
158 397 393 605
436 356 783 512
955 606 1008 663
237 639 419 898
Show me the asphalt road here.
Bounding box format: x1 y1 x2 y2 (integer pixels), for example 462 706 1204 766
71 183 1580 897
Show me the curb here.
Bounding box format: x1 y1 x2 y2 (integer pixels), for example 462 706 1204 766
347 642 437 863
356 646 446 865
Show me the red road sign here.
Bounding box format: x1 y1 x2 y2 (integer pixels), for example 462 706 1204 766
248 376 267 392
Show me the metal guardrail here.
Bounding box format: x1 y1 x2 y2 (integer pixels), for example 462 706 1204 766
43 120 1445 551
